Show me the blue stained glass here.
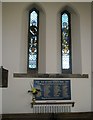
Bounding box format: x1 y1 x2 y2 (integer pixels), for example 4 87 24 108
62 13 68 28
61 11 71 71
30 11 38 26
28 8 39 69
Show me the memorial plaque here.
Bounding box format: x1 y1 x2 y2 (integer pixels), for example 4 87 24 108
34 80 71 100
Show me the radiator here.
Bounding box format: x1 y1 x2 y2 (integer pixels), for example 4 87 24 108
33 104 71 113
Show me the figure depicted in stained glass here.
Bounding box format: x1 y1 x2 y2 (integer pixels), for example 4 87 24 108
61 11 72 73
28 8 39 70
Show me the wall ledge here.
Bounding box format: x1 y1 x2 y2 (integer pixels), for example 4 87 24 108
13 73 88 78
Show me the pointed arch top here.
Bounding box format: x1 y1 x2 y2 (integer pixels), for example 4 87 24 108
26 3 46 16
58 4 80 17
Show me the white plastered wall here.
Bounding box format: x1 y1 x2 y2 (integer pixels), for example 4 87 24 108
91 1 93 111
0 1 2 116
2 2 91 113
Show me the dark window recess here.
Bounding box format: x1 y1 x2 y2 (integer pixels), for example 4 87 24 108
0 66 8 88
61 10 72 74
27 8 39 73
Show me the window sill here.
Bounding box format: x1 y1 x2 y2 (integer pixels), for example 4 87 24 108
13 73 88 78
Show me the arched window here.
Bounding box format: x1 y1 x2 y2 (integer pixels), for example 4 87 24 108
61 10 72 74
27 8 39 72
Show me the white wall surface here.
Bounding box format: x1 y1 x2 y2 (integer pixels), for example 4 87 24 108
91 2 93 111
0 2 2 115
0 2 2 66
2 2 91 113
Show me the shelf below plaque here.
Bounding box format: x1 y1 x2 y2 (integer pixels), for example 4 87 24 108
34 101 75 107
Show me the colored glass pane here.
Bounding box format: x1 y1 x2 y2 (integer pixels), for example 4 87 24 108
61 11 72 73
28 9 39 70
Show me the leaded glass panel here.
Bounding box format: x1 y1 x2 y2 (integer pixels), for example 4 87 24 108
61 11 72 73
28 8 39 70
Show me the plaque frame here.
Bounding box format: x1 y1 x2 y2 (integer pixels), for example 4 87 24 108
34 80 71 100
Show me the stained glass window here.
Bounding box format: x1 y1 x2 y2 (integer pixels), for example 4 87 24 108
61 11 72 73
28 8 39 70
